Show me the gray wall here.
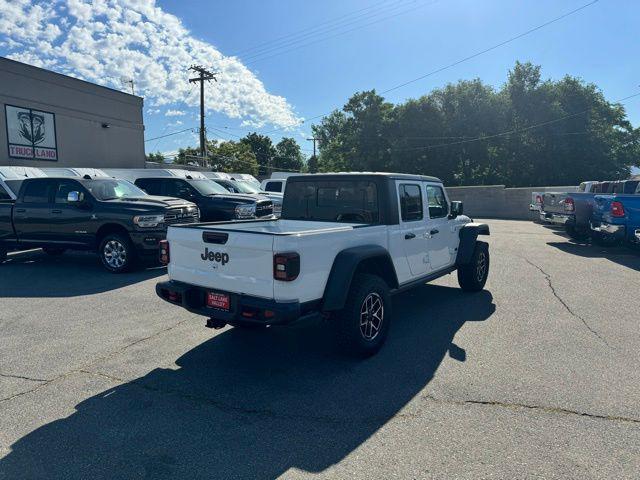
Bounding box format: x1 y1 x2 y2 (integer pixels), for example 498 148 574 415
446 185 577 220
0 57 144 169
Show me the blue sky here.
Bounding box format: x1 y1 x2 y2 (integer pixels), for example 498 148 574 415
1 0 638 164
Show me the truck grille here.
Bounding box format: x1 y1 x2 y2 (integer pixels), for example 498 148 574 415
165 207 199 226
255 200 273 218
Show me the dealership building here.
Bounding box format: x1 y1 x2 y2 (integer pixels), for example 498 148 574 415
0 57 145 169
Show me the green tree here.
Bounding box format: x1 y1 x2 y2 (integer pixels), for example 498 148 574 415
240 132 276 176
274 137 304 172
210 141 259 175
145 151 165 163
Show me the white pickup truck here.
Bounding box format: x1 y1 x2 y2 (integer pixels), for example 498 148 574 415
156 173 490 356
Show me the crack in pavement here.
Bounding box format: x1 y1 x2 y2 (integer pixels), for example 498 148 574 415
0 318 189 403
75 368 640 426
522 258 610 347
0 372 48 382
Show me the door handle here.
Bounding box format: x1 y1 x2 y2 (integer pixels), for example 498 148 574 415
51 209 62 214
430 229 439 235
404 232 416 240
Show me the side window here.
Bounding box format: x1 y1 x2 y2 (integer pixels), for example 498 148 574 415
135 179 162 196
426 185 448 218
22 181 52 204
0 184 11 201
165 179 194 199
265 181 282 192
54 181 81 204
399 184 423 222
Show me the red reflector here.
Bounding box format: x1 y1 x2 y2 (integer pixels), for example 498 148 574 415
159 240 170 265
611 201 625 217
166 290 181 303
264 310 275 318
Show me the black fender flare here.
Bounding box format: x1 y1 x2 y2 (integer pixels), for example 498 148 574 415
455 222 490 265
321 245 399 311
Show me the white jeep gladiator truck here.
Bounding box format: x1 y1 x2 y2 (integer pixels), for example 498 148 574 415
156 173 490 356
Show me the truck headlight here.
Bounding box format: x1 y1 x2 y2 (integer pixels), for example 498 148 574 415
235 204 256 219
133 214 165 228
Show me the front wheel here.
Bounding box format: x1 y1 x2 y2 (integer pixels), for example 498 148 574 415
457 241 490 292
98 233 136 273
334 274 391 357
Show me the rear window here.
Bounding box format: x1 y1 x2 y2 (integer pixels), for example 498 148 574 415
264 181 283 192
282 180 379 223
623 181 639 194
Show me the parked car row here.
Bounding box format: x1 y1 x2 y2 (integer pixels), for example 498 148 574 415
537 179 640 248
0 166 282 272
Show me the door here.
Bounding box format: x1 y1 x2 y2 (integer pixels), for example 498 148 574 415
48 179 95 246
424 183 457 270
13 179 55 244
163 179 199 203
396 182 429 278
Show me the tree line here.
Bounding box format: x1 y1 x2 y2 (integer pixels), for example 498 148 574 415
312 62 639 187
149 62 639 186
147 134 306 176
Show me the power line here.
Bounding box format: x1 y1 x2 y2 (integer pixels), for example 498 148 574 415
145 128 195 142
242 0 430 65
385 91 640 153
256 0 599 136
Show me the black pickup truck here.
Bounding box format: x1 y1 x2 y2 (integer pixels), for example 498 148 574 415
132 176 273 221
0 176 198 272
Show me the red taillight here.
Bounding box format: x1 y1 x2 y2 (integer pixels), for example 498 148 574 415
563 197 575 212
611 201 625 217
273 252 300 281
159 240 170 265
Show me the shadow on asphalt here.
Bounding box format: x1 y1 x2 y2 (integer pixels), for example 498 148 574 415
0 285 495 479
0 250 165 298
547 241 640 271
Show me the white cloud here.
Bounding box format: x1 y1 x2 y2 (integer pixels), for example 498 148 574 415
165 109 186 117
0 0 302 129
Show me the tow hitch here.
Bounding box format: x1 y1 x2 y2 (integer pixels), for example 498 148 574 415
206 318 227 329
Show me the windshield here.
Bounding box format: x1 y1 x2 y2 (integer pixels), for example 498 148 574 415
4 180 23 196
189 179 228 195
282 180 379 223
233 180 262 194
86 179 148 200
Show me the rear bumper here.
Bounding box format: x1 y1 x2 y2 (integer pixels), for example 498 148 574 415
590 221 625 237
540 211 571 224
156 280 304 326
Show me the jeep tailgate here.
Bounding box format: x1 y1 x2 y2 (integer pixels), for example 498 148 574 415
166 226 275 298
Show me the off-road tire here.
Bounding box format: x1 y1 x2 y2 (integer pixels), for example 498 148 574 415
565 224 589 241
457 241 490 292
335 273 391 358
98 233 136 273
43 247 65 256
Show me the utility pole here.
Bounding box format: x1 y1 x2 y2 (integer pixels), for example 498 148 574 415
189 65 218 160
306 137 319 157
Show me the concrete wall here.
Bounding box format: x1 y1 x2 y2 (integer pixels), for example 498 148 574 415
0 57 144 169
446 185 578 220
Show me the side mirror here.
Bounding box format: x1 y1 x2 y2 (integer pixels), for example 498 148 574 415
449 201 463 219
67 191 84 204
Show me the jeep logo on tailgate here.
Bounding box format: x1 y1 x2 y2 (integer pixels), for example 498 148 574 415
200 247 229 265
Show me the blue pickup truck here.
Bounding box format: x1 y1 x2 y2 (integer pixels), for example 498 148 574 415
590 183 640 247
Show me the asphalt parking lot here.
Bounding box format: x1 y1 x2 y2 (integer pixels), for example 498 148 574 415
1 219 639 479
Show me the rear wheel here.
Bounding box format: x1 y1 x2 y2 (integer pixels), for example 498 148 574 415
565 224 589 241
99 233 136 273
457 241 490 292
43 247 65 256
335 274 391 357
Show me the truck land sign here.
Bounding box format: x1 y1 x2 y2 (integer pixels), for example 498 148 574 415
5 105 58 161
